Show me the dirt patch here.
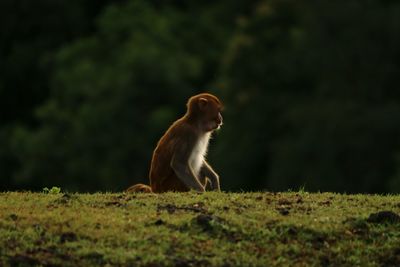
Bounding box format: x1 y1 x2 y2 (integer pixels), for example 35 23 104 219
59 232 78 243
318 200 332 206
255 196 263 201
124 195 137 201
367 211 400 224
296 197 303 204
222 206 230 211
276 207 290 216
157 203 208 214
113 193 128 200
274 197 309 216
278 199 292 205
276 198 292 216
7 214 18 221
265 197 273 205
97 195 147 208
154 219 165 226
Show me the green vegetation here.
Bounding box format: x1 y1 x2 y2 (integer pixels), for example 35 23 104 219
1 1 400 193
1 192 400 266
42 187 62 194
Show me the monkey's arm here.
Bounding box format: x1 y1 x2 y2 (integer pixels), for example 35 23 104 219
201 161 220 191
171 153 205 192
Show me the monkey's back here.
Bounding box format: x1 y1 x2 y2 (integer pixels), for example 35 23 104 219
149 118 194 193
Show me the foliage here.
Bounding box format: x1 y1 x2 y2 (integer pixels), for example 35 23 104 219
1 191 400 266
1 0 400 192
9 1 203 191
215 0 400 192
0 0 123 190
42 186 62 194
6 0 241 192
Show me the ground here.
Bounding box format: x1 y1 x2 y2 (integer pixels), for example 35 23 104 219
1 191 400 266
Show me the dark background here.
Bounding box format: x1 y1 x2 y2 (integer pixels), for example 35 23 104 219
1 0 400 193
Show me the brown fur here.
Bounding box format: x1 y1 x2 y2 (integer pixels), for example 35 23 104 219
126 93 222 193
126 183 153 193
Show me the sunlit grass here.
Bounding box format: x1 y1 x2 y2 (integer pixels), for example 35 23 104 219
1 191 399 266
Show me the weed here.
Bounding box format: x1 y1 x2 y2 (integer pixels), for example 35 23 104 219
42 186 61 194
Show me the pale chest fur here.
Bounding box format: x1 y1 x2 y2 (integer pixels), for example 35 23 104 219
189 132 211 176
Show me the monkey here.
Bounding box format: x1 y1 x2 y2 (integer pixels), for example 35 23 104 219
126 93 223 193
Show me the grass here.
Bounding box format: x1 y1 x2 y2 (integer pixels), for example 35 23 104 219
1 191 400 266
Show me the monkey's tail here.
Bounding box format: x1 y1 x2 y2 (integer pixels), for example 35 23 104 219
126 183 153 193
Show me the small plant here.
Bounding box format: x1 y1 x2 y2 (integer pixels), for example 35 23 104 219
43 186 61 194
298 185 307 194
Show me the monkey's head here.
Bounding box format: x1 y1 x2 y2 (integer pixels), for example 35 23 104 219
187 93 223 132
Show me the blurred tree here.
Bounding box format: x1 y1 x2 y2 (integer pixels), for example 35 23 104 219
216 0 400 193
0 0 120 124
0 0 124 190
10 1 239 191
2 0 400 193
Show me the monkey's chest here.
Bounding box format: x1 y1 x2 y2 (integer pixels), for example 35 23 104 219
189 133 211 176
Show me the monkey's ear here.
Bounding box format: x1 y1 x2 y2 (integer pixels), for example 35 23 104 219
198 98 208 109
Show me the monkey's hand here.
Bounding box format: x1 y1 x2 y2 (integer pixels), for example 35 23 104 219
202 161 221 191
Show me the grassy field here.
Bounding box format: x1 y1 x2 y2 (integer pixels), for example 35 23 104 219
1 191 400 266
